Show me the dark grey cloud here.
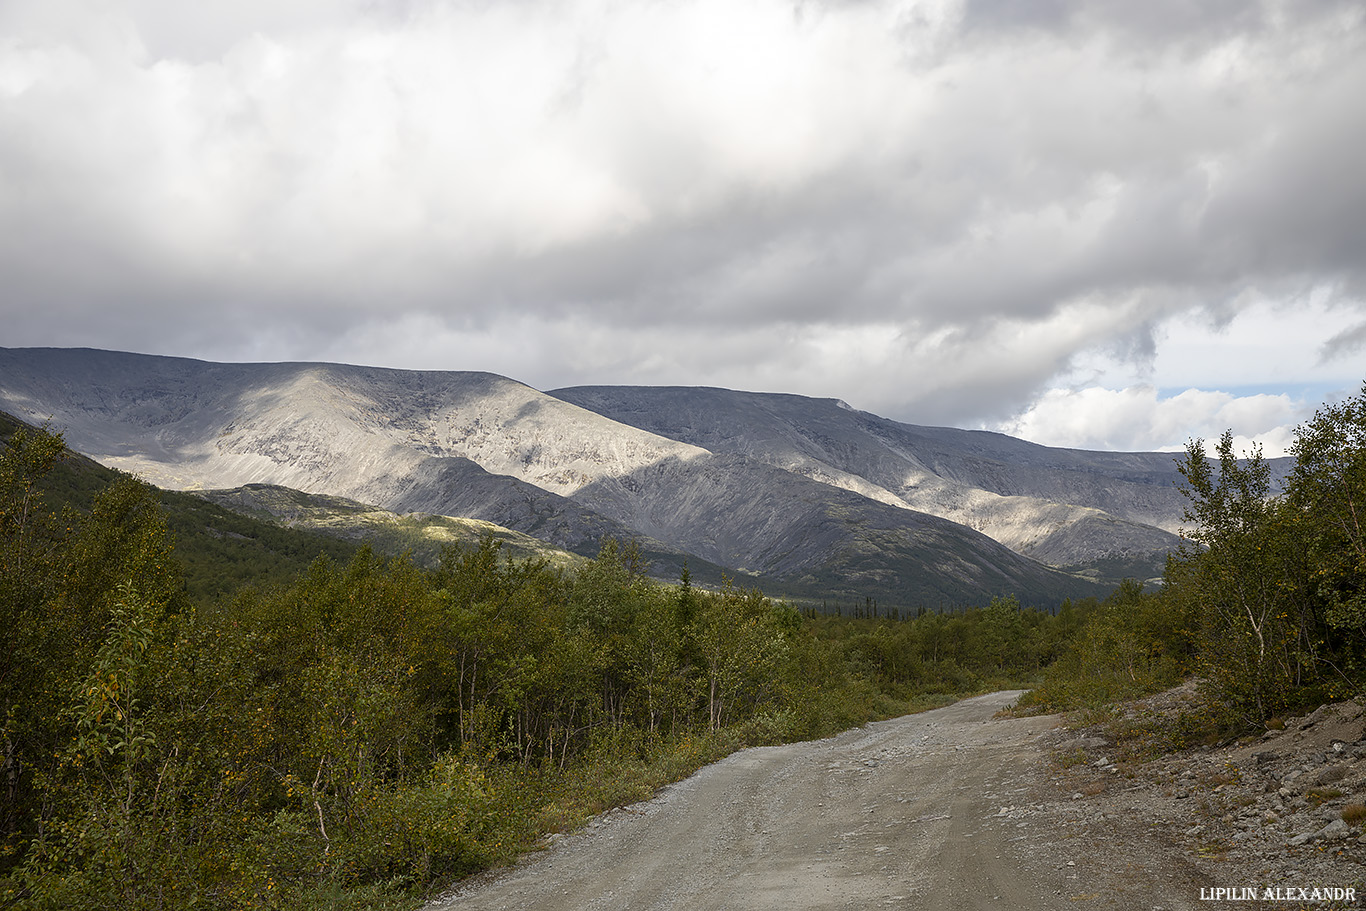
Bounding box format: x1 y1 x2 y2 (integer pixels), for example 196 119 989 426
1322 322 1366 363
960 0 1335 47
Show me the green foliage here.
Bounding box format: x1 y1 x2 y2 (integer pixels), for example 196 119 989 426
0 425 191 895
1017 580 1193 713
0 422 65 588
1 426 68 860
67 582 161 778
696 582 790 731
160 490 361 603
1166 410 1366 727
1174 432 1314 722
1289 382 1366 636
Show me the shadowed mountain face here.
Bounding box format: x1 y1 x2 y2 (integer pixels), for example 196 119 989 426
0 346 1203 605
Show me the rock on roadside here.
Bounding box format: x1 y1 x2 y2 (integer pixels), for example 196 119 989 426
1030 687 1366 906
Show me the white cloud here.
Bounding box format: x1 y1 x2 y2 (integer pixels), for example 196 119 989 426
994 385 1307 456
990 296 1366 454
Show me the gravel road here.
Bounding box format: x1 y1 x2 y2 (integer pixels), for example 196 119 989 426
427 692 1209 911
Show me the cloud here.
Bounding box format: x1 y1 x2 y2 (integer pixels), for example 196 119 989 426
995 385 1306 456
1322 322 1366 362
1 0 1364 434
960 0 1355 48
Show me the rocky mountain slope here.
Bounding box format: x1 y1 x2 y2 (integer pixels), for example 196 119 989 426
551 386 1199 574
0 348 670 551
0 346 1212 605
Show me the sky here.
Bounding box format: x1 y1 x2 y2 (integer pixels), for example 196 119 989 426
3 0 1365 456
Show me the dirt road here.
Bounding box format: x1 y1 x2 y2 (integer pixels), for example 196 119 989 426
429 692 1210 911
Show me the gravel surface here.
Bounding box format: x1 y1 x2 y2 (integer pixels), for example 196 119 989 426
1037 684 1366 909
426 692 1216 911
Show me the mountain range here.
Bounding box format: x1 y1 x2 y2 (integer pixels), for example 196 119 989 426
0 347 1254 607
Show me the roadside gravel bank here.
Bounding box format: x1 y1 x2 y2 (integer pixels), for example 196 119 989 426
1038 684 1366 909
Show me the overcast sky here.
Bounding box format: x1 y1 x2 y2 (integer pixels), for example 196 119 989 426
3 0 1365 455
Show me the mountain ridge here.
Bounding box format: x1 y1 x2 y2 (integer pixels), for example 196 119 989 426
0 346 1219 605
548 385 1197 571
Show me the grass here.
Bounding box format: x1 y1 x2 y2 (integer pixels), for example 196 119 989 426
1199 767 1240 789
1307 788 1345 808
1079 780 1107 797
1052 748 1090 770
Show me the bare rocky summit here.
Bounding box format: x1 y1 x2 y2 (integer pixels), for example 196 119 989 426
0 346 1242 604
0 347 676 554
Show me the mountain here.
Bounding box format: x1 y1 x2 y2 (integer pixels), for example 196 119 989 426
548 386 1202 579
0 347 678 551
0 346 1208 606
